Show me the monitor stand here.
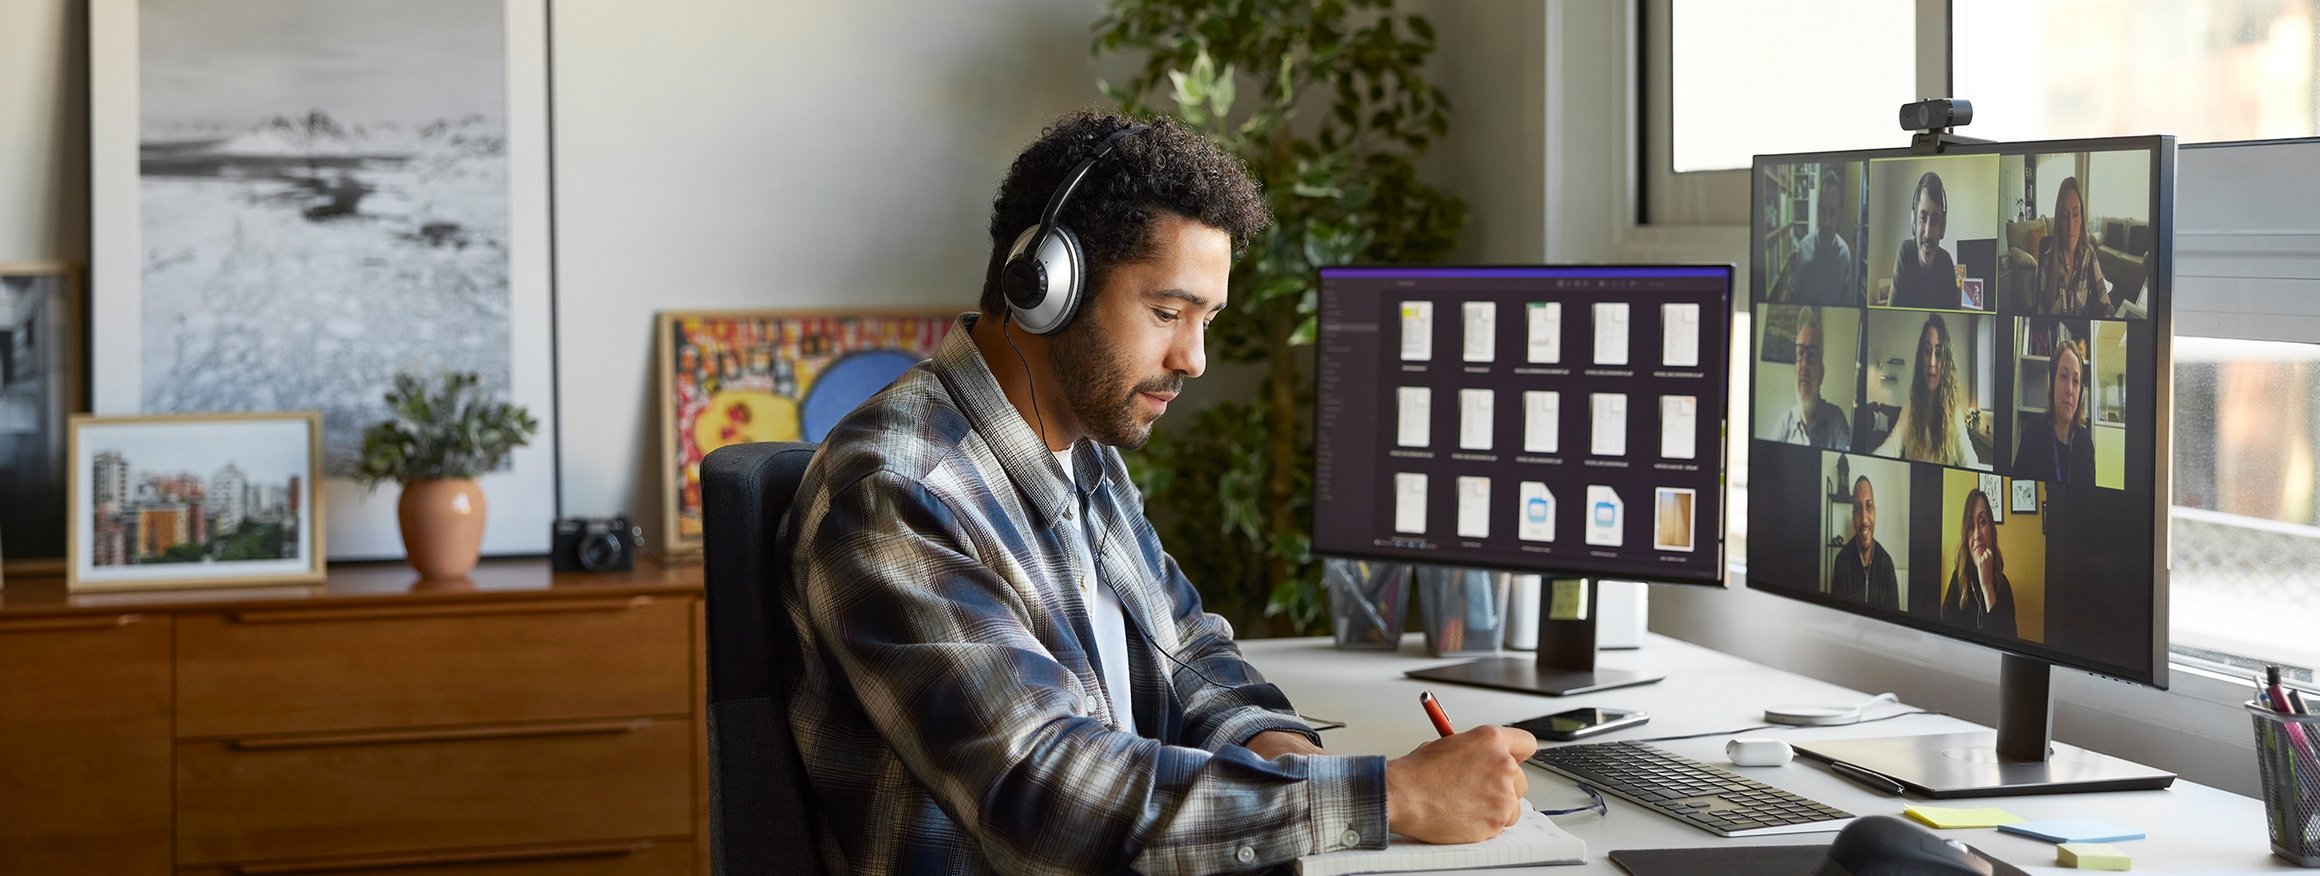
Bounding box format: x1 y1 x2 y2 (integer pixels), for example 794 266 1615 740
1404 579 1664 696
1794 654 2176 798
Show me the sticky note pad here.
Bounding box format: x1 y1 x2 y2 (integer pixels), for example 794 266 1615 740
2058 842 2132 870
1902 805 2024 829
1548 578 1589 621
1999 818 2146 844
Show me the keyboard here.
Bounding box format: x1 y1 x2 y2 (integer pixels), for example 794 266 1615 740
1528 740 1855 837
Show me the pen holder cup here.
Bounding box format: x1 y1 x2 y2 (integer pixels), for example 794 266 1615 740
1415 566 1511 657
1324 558 1411 650
2250 702 2320 866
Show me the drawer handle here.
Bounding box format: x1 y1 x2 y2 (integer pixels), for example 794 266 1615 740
230 840 655 874
230 595 651 624
230 718 654 750
0 614 143 634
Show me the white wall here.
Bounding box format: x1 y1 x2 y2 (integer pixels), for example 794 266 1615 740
550 0 1114 529
1410 0 1546 264
7 0 1563 540
0 0 85 262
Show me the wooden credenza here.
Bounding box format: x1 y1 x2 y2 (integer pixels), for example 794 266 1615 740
0 558 706 875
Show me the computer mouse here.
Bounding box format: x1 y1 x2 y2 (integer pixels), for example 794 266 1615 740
1815 815 1994 876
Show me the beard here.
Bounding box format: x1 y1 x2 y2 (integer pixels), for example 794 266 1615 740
1048 321 1182 450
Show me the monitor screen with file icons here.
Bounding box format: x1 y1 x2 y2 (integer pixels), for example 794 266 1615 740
1312 265 1734 585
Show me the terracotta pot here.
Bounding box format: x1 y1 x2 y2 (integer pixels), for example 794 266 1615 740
398 478 488 580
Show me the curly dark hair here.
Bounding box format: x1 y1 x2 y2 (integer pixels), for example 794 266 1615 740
978 109 1270 317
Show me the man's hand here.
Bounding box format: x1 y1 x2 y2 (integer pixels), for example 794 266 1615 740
1245 729 1328 759
1384 725 1538 844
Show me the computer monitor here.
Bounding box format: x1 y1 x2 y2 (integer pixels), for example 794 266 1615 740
1748 136 2176 796
1313 265 1733 695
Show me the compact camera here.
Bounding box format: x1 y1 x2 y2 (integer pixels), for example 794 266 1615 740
552 516 642 572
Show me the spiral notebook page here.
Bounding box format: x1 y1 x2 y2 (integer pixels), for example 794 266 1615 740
1295 809 1585 875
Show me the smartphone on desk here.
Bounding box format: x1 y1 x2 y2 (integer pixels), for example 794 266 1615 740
1510 707 1649 741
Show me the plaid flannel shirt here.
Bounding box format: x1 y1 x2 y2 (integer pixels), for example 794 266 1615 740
782 313 1388 875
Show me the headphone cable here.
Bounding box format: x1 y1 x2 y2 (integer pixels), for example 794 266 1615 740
1000 313 1051 450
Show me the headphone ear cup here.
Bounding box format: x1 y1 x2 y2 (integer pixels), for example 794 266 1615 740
1003 225 1083 335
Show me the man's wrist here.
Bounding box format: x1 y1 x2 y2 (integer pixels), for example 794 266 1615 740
1246 728 1327 759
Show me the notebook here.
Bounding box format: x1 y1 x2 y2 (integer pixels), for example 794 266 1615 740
1295 809 1584 875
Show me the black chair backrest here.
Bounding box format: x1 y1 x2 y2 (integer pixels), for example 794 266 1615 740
702 441 823 876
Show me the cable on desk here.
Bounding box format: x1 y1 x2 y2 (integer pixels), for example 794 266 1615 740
1615 708 1947 745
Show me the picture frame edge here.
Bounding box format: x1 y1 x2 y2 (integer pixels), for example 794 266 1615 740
63 409 329 591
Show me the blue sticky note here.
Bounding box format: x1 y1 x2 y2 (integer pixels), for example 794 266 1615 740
1997 818 2145 844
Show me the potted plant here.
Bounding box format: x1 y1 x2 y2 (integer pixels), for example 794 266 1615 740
356 372 538 579
1095 0 1466 634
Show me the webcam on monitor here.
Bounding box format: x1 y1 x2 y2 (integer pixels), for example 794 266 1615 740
1898 98 1973 133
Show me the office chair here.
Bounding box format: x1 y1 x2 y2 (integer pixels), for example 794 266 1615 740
702 441 825 876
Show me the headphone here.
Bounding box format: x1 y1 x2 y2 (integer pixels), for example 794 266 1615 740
1001 124 1146 335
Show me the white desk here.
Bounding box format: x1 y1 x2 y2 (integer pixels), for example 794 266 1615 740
1241 633 2291 874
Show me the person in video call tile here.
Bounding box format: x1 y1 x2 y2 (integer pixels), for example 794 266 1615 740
1774 306 1849 449
1874 314 1981 467
2012 339 2096 484
2037 176 2112 318
1829 475 1901 611
779 110 1537 876
1889 171 1958 309
1775 167 1858 304
1943 488 2017 636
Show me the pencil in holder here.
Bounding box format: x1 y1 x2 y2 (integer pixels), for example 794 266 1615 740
1415 565 1510 657
2249 701 2320 867
1324 558 1410 650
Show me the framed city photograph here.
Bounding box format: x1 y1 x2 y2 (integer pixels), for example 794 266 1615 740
0 262 81 576
88 0 557 561
657 310 955 554
67 412 325 591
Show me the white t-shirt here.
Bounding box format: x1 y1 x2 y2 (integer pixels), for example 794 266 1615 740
1056 447 1139 735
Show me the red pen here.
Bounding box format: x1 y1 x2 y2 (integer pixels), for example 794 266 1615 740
1419 690 1456 737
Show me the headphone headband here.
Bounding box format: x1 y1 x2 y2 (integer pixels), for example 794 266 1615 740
1001 123 1148 335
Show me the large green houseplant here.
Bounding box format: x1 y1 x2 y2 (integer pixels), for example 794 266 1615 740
1093 0 1466 634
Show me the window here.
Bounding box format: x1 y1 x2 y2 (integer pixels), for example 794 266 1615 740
1647 0 1940 228
1669 0 1919 174
1956 0 2320 145
1654 0 2320 227
2172 336 2320 679
1655 3 2320 687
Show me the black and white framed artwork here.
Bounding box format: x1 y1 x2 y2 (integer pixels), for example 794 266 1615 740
89 0 556 559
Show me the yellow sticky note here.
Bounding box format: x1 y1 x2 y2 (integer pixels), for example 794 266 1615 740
1548 578 1589 621
1901 805 2025 829
2058 842 2132 870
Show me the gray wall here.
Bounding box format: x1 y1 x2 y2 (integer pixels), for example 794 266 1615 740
0 0 86 261
547 0 1115 531
6 0 1559 540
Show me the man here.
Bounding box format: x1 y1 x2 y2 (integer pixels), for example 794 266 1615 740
1829 474 1900 611
1778 167 1857 304
2012 339 2095 484
1889 171 1958 309
1772 306 1849 449
780 110 1535 875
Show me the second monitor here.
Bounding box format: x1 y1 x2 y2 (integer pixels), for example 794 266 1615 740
1313 265 1734 694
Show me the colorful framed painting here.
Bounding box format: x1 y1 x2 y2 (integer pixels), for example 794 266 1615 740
68 412 326 592
88 0 558 561
0 262 82 576
657 310 955 554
